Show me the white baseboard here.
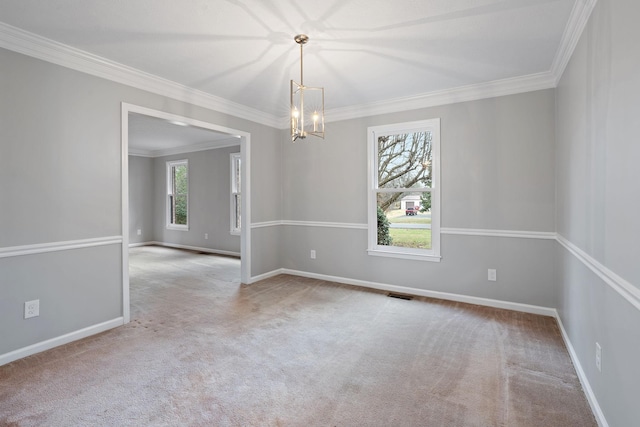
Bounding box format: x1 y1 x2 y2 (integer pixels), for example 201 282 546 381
248 268 286 284
251 268 556 317
555 315 609 427
0 317 123 367
128 241 154 248
135 241 241 258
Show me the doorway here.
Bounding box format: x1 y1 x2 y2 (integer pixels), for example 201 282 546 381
121 103 251 323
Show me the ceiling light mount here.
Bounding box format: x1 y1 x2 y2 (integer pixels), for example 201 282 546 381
291 34 324 142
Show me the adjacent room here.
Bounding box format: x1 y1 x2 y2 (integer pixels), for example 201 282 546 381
1 1 638 426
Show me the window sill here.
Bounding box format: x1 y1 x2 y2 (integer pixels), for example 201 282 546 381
367 248 441 262
167 225 189 231
230 230 241 236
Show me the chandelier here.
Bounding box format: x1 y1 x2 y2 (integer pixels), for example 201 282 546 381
291 34 325 142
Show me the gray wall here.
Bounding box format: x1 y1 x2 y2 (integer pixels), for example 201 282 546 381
149 146 241 254
0 46 281 357
280 90 557 308
555 0 640 425
128 155 154 244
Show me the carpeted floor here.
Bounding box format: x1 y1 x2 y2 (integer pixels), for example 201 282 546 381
0 246 596 426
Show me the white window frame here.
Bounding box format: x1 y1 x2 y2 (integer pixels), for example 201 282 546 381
230 152 241 235
367 118 441 262
166 159 189 231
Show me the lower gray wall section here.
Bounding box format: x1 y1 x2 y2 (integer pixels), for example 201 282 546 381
0 244 122 355
555 244 640 427
250 226 282 278
280 226 556 309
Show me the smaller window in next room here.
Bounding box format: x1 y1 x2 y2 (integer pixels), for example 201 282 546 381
230 152 241 235
167 159 188 230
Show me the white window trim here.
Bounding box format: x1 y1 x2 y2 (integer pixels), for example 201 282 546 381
230 152 241 236
367 118 441 262
166 159 189 231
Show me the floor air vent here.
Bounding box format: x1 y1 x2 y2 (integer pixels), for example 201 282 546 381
387 293 413 300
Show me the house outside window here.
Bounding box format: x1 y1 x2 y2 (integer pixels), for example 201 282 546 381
230 152 241 235
367 119 440 261
166 159 188 230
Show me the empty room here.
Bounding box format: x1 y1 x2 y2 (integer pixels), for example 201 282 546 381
1 1 638 426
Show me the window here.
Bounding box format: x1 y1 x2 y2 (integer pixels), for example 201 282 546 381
230 152 241 235
367 119 440 261
166 159 188 230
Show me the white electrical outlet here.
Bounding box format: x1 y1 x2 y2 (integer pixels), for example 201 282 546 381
24 299 39 319
310 250 316 259
595 342 602 372
488 269 497 281
137 229 142 236
205 233 209 240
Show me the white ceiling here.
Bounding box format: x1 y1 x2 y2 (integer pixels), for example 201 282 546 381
0 0 582 124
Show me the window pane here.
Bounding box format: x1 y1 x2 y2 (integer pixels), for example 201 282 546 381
234 157 241 191
376 191 432 250
174 164 188 194
234 194 241 230
174 195 188 225
378 131 432 189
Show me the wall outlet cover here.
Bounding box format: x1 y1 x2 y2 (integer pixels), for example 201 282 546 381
24 299 40 319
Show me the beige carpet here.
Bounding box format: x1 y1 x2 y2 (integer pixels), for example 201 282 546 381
0 246 596 426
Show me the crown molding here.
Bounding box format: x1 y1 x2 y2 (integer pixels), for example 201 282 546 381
551 0 598 85
0 22 281 129
128 139 240 158
320 71 557 124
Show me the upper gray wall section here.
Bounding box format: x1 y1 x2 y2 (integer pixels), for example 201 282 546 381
556 0 639 288
283 90 556 233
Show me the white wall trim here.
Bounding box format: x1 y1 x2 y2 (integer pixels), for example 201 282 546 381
555 313 609 427
148 241 240 258
251 268 556 317
248 268 286 284
0 317 123 367
442 227 557 240
128 139 240 158
250 220 284 229
0 22 280 129
283 220 369 230
128 241 156 248
251 221 556 241
0 236 123 259
550 0 599 85
556 234 640 311
322 72 557 123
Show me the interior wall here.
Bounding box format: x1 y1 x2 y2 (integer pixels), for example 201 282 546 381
151 146 241 254
279 90 557 308
554 0 640 425
0 46 281 361
129 155 154 245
